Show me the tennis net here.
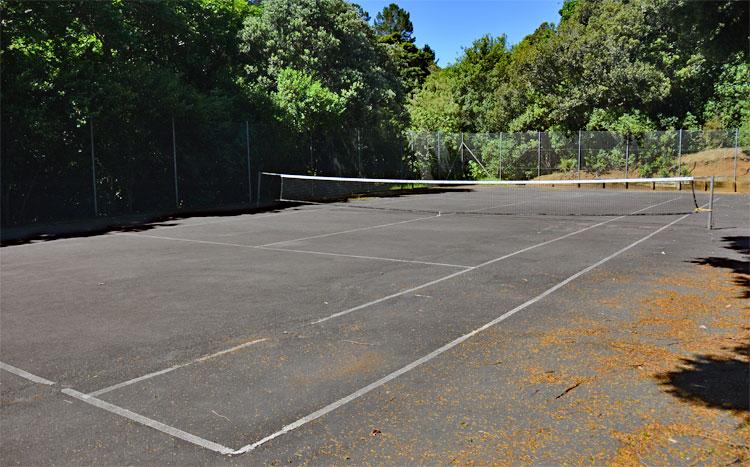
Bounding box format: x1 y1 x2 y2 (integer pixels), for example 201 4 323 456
259 173 714 218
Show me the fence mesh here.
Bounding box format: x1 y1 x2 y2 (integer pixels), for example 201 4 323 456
1 124 745 228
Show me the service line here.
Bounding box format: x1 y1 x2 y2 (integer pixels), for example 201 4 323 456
89 338 267 397
120 233 470 269
309 196 682 325
232 209 694 455
0 361 56 386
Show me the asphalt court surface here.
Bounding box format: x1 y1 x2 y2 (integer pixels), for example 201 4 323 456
1 189 746 464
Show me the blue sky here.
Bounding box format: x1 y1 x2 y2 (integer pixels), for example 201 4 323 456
358 0 565 65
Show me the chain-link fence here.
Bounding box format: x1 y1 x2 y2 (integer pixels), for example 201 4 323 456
2 124 746 227
406 129 746 182
1 114 408 227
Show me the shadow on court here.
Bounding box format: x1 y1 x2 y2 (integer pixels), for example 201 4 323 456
656 338 750 418
0 204 311 247
658 235 750 419
689 236 749 299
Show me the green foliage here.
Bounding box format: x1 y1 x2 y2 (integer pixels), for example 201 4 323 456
272 68 346 134
407 69 461 132
408 0 748 136
373 3 414 43
703 53 750 129
373 3 435 95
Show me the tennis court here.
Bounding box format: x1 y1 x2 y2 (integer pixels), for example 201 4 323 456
1 177 748 464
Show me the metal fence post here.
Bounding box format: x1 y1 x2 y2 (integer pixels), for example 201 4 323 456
256 171 262 208
460 132 465 173
498 132 503 180
172 116 180 207
246 120 252 204
625 134 629 188
537 130 541 178
89 119 98 216
734 128 739 191
356 128 362 176
436 131 441 177
577 129 581 182
677 128 682 175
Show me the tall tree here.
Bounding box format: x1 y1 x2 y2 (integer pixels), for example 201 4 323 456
373 3 414 43
372 3 435 95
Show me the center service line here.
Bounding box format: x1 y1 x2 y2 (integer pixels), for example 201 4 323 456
257 213 440 247
89 338 267 397
309 196 681 325
232 209 693 455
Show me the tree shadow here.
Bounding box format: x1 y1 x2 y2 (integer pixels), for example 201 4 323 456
656 339 750 420
0 203 307 246
662 236 750 419
689 236 749 299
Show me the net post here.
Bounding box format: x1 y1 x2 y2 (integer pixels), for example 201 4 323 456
734 128 739 192
707 175 714 230
537 131 541 178
172 116 180 208
246 120 252 204
256 171 262 208
89 118 98 216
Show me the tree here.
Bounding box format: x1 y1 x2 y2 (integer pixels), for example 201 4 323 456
373 3 414 43
408 68 461 132
238 0 407 174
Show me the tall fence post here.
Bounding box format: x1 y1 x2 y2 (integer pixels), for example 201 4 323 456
625 134 629 188
677 128 683 175
577 129 581 182
356 128 362 177
537 130 541 178
172 116 179 207
436 131 441 177
245 120 252 204
498 132 503 180
460 132 465 174
89 119 98 216
734 128 739 192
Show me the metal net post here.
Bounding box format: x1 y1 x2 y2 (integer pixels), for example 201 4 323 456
734 128 739 191
708 175 715 229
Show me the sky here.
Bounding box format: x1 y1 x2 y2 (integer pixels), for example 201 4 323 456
358 0 565 65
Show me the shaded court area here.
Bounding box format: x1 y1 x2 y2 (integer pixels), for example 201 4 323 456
1 187 748 465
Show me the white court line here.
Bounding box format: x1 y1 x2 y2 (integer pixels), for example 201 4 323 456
309 196 682 325
54 196 691 457
0 361 56 385
151 205 330 231
258 246 472 269
61 388 235 455
258 213 440 247
232 210 694 455
121 233 470 269
89 338 267 397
